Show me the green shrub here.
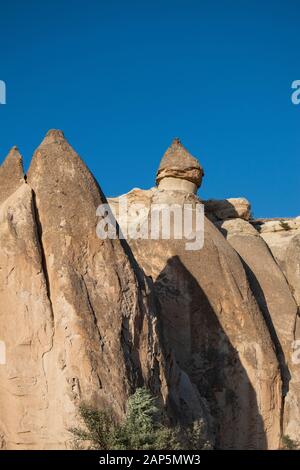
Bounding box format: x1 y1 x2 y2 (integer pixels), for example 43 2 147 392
69 387 212 450
281 435 300 450
279 220 291 231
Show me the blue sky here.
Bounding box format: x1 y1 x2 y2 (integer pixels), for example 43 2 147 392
0 0 299 217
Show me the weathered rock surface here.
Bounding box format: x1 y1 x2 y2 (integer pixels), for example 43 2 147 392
0 131 210 449
205 197 251 221
283 233 300 439
156 139 204 193
250 216 300 441
286 234 300 308
220 218 297 367
0 133 299 450
0 147 24 205
252 218 300 273
220 218 300 442
109 188 282 449
0 184 53 449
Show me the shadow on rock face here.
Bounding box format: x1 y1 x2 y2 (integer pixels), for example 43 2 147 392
239 258 291 396
204 198 251 222
154 255 267 450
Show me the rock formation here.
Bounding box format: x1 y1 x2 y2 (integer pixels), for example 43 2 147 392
156 138 204 194
0 132 210 449
253 218 300 273
0 134 299 449
286 234 300 308
109 142 282 449
0 147 24 205
205 197 251 221
220 218 300 441
248 217 300 440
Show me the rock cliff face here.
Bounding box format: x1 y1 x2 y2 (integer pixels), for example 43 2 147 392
249 218 300 440
0 133 299 449
109 189 282 449
0 132 209 449
0 147 24 205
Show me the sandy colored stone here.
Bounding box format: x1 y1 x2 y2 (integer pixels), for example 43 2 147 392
0 130 209 449
0 132 212 450
283 233 300 439
254 219 300 234
1 132 298 450
0 147 24 206
220 218 300 442
109 188 282 449
252 219 300 273
205 197 251 221
156 139 204 189
286 234 300 307
0 184 54 449
220 218 297 355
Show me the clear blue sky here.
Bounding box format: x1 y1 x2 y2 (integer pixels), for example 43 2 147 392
0 0 299 217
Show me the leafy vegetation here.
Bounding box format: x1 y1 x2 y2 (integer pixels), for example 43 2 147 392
279 220 291 231
69 387 212 450
281 435 300 450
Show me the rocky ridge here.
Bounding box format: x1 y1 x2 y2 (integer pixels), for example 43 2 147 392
0 133 299 449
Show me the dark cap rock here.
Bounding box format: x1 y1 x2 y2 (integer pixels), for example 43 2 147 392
156 138 204 188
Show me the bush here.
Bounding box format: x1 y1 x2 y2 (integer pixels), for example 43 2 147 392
69 387 211 450
281 435 300 450
279 220 291 231
69 406 121 450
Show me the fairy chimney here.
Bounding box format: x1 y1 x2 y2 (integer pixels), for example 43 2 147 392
0 146 24 205
156 138 204 193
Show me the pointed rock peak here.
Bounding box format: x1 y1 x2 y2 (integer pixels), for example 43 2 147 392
2 145 22 164
0 147 25 205
27 130 106 228
40 129 66 146
1 146 24 174
156 139 204 190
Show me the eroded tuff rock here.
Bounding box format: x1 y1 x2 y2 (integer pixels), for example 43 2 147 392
252 218 300 274
0 133 299 450
0 184 53 449
286 234 300 308
156 139 204 193
283 233 300 438
219 218 298 373
108 142 285 449
250 216 300 441
205 197 251 222
0 131 211 449
109 187 282 449
0 147 24 205
220 218 300 442
253 218 300 318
